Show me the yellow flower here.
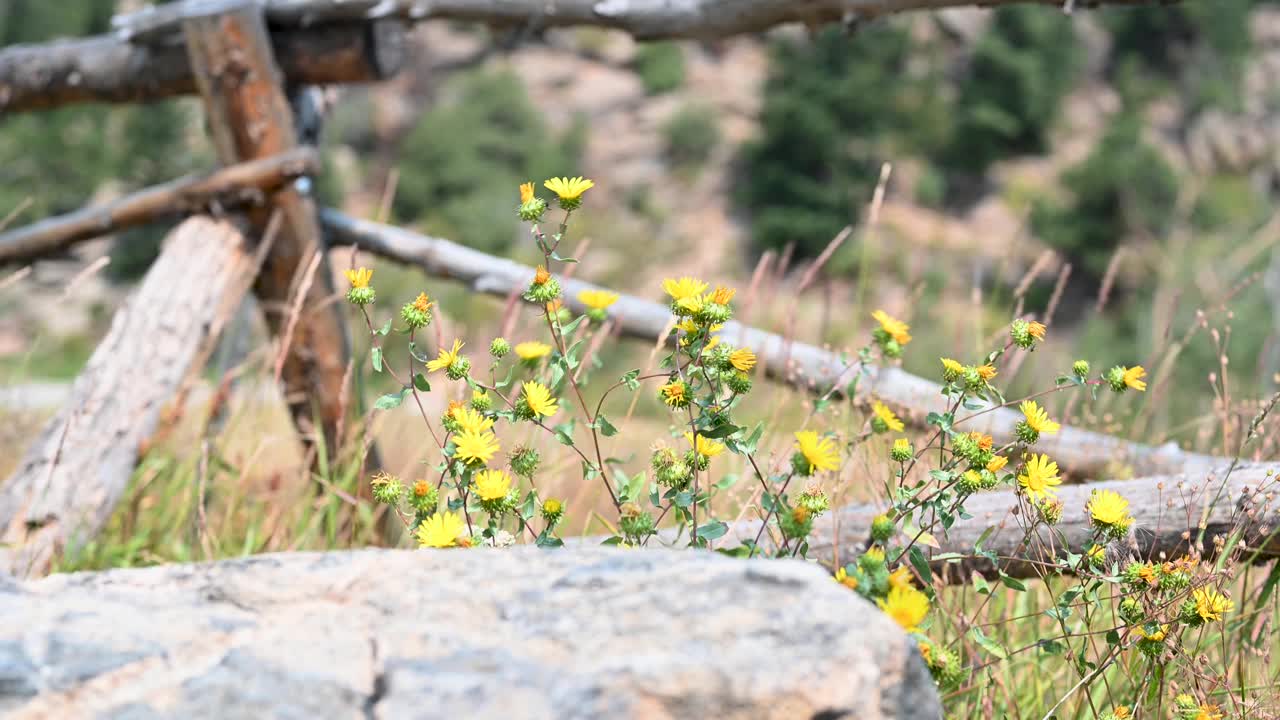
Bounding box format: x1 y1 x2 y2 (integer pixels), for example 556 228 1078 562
427 339 464 373
663 276 708 302
918 641 933 666
877 585 930 633
975 364 998 381
578 288 619 310
416 511 466 548
474 469 512 502
344 267 372 289
454 429 500 465
411 292 431 313
676 293 705 315
834 567 859 590
521 381 559 418
1019 400 1060 435
660 380 688 407
1123 365 1148 392
1086 544 1105 564
1192 587 1234 623
986 455 1008 473
941 357 963 376
709 285 736 304
872 401 905 432
970 432 993 451
519 181 535 204
1027 320 1047 340
684 432 726 459
1111 706 1130 719
1018 454 1062 501
794 431 840 473
1137 624 1167 642
1196 703 1224 720
888 566 914 591
729 348 757 372
1088 489 1131 527
515 341 553 360
533 265 552 286
871 309 912 345
451 406 494 435
543 176 594 201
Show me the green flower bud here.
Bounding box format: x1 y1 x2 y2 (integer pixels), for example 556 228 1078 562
798 485 830 517
370 471 403 505
490 337 511 358
978 469 1000 490
1037 497 1063 525
619 502 656 540
409 479 438 514
400 293 433 330
1072 359 1090 379
346 286 376 306
445 356 471 381
858 548 886 573
696 302 732 325
890 438 913 463
470 390 492 412
1118 597 1145 625
779 505 814 540
509 446 542 478
1014 421 1040 445
1104 366 1128 392
791 451 815 477
541 497 565 526
518 196 548 222
523 270 562 304
586 308 607 323
870 513 896 543
957 469 983 494
881 337 903 359
726 371 753 395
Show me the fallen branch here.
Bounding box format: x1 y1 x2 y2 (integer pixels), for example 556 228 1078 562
321 210 1231 480
0 148 319 265
0 216 267 578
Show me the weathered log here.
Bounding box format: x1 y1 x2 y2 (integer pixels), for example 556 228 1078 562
0 217 265 578
0 148 319 265
0 18 404 114
320 210 1228 480
184 2 353 459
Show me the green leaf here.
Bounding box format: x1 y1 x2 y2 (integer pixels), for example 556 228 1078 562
695 520 728 541
699 423 743 439
907 546 932 584
621 369 641 391
597 415 619 437
714 473 739 490
601 536 624 546
536 534 564 548
376 318 392 336
967 626 1008 659
374 388 409 410
371 347 384 372
1036 639 1066 655
549 250 578 263
413 373 431 392
1000 574 1028 592
553 421 575 446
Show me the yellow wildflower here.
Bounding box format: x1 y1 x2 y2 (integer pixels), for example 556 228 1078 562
1027 320 1047 340
835 567 859 590
975 364 998 381
519 181 535 204
1088 489 1132 527
664 276 708 302
1019 400 1060 435
888 566 914 591
1123 365 1148 392
578 288 619 310
987 455 1009 473
1111 706 1130 720
1137 624 1167 642
871 309 912 346
729 348 757 372
454 429 500 465
1192 587 1234 623
970 432 993 451
872 401 905 432
1196 703 1224 720
660 380 688 407
411 292 431 313
1018 454 1062 501
709 285 736 304
515 341 553 360
794 431 840 473
877 585 930 633
474 469 512 502
416 511 466 548
451 406 494 435
940 357 963 376
684 432 726 459
521 381 559 418
427 339 464 373
344 267 372 289
543 176 594 201
533 265 552 286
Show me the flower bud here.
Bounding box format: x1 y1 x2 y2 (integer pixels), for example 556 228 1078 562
409 479 438 514
490 337 511 358
509 446 542 478
541 497 564 526
400 292 433 330
1072 359 1090 379
870 513 896 543
370 471 403 505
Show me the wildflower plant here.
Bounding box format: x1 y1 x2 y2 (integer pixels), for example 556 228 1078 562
342 176 1270 716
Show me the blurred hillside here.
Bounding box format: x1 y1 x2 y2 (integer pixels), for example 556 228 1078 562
4 0 1280 452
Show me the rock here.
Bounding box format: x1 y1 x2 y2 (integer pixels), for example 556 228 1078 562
0 548 940 720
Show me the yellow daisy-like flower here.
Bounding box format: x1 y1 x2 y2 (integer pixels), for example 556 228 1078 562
871 309 912 346
684 432 726 459
729 348 757 372
544 176 594 201
1192 586 1234 623
427 339 464 373
888 566 914 591
941 357 963 376
877 585 930 633
1122 366 1148 392
474 468 512 502
578 288 619 310
1110 706 1130 720
834 567 859 590
676 293 705 315
709 285 736 305
533 265 552 286
411 292 431 313
1088 489 1131 527
986 455 1009 473
975 364 998 381
1086 544 1105 564
454 429 500 465
1018 454 1062 501
872 401 905 432
660 380 688 407
1027 320 1047 340
344 267 372 289
451 406 494 435
519 181 535 204
1196 703 1224 720
515 341 553 360
521 381 559 418
794 431 841 473
1137 624 1167 642
1019 400 1060 435
416 511 466 548
970 432 993 451
663 276 709 302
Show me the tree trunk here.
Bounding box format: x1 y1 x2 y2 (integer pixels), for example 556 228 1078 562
0 217 264 578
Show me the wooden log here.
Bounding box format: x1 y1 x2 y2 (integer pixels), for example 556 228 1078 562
0 18 404 114
0 217 267 578
183 1 354 460
320 210 1231 481
0 148 320 265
